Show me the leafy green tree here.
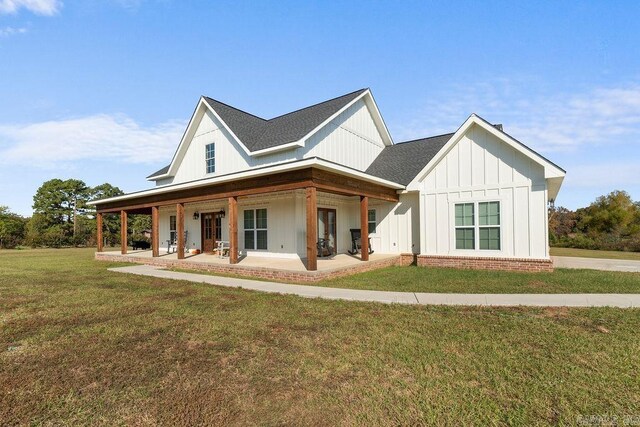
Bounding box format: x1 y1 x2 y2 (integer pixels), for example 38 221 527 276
577 190 639 236
89 183 125 247
90 183 124 202
32 178 90 237
24 213 51 248
0 206 27 248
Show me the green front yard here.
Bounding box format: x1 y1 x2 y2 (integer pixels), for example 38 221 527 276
551 246 640 261
1 248 639 425
317 265 640 294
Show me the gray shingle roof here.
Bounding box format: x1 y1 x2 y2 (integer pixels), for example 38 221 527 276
365 133 454 185
146 164 170 179
203 88 367 152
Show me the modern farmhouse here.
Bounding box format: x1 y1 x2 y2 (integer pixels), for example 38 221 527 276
89 88 565 277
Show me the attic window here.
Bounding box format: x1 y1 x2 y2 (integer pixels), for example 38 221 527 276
205 143 215 174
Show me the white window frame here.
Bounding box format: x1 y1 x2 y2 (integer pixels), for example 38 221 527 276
367 209 377 234
243 208 267 251
205 143 215 174
450 198 503 254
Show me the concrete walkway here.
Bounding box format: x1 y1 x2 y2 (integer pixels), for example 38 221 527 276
109 265 640 308
553 256 640 273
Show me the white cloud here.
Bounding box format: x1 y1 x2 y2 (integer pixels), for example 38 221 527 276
0 114 185 167
0 0 61 15
0 25 27 36
396 81 640 153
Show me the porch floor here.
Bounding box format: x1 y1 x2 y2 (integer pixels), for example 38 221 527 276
100 249 400 273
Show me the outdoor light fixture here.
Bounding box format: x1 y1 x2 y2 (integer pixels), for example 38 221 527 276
193 211 200 220
219 209 225 218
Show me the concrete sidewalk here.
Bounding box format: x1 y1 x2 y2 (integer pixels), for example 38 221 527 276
109 265 640 308
553 256 640 273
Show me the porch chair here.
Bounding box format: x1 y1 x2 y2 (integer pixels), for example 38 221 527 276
317 238 333 258
347 228 374 256
166 230 189 254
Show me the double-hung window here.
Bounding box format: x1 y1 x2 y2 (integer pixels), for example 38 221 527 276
478 201 500 250
205 143 215 174
454 201 501 251
244 208 267 250
169 215 177 243
455 203 475 249
368 209 377 234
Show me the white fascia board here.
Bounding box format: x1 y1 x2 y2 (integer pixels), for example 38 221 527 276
147 97 255 182
249 140 305 157
470 114 566 179
363 89 394 146
147 172 170 181
406 114 566 190
200 97 253 157
88 158 405 206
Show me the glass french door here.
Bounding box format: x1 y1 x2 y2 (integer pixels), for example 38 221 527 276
317 208 337 254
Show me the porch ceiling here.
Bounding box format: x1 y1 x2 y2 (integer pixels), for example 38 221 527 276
95 167 399 213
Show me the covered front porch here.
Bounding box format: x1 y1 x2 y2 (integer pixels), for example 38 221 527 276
93 166 402 272
96 248 404 282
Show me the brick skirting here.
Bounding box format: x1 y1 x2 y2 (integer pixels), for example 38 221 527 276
95 252 402 283
415 255 554 272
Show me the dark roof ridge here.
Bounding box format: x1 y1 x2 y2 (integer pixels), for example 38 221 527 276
266 88 368 122
395 132 455 145
203 96 268 122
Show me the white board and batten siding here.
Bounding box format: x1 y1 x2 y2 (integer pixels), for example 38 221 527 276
369 193 420 254
159 99 386 187
418 124 549 259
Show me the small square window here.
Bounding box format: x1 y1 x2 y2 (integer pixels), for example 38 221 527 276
455 228 475 250
455 203 474 226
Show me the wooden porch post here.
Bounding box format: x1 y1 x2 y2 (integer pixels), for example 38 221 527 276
120 210 127 254
306 186 318 271
96 212 103 252
228 196 238 264
360 196 369 261
151 206 159 257
176 203 185 260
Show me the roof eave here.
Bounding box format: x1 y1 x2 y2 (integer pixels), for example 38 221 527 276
405 114 566 190
88 157 404 207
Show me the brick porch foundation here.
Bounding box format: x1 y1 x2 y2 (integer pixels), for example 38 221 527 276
96 252 402 283
415 255 554 272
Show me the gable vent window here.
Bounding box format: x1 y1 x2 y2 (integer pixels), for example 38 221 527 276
205 143 215 174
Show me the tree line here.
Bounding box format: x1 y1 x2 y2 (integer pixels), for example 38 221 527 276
549 190 640 252
0 178 151 249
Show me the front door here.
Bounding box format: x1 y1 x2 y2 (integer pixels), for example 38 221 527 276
317 208 337 254
201 212 215 253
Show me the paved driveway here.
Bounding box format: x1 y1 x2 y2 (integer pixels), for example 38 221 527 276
553 256 640 273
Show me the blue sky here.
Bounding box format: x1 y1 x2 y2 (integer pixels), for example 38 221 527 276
1 0 639 216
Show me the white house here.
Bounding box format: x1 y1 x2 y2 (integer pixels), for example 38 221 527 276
89 88 565 273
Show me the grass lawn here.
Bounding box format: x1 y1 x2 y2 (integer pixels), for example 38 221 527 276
551 246 640 261
315 265 640 294
1 248 639 425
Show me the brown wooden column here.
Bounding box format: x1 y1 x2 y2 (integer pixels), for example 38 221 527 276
120 210 127 254
151 206 159 257
360 196 369 261
228 196 238 264
306 186 318 271
96 212 103 252
176 203 185 259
